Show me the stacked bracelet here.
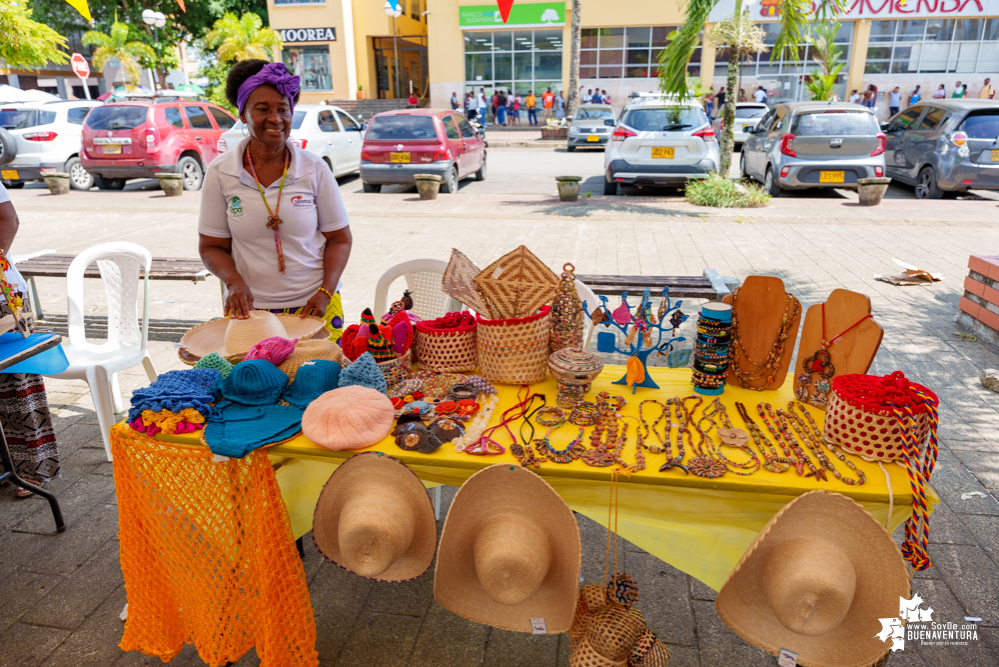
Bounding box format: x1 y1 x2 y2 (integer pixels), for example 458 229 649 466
692 304 733 396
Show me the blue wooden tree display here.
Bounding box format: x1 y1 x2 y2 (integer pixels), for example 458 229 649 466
582 287 688 393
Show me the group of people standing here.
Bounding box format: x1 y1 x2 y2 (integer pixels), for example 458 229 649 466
701 86 759 118
452 87 567 126
849 78 994 117
582 89 612 105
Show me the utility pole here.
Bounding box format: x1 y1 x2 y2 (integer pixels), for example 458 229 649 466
566 0 581 119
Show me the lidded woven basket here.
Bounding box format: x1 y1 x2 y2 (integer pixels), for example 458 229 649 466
414 311 477 373
824 371 937 463
376 348 412 389
476 306 551 384
548 347 604 408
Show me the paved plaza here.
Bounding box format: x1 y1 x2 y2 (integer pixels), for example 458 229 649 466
1 147 998 666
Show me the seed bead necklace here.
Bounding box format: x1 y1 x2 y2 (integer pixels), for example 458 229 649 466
728 288 801 390
759 403 823 480
637 400 668 454
659 397 692 473
701 399 761 475
787 402 866 485
245 147 290 274
512 393 546 468
735 402 794 473
684 396 728 478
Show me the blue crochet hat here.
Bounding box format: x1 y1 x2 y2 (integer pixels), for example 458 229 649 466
193 352 234 379
128 368 221 422
282 359 341 409
220 359 288 405
204 403 304 458
337 352 387 394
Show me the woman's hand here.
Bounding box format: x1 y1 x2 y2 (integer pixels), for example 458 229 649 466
225 279 255 319
300 289 330 319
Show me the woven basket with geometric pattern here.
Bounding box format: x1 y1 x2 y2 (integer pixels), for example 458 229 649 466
476 306 551 385
414 312 477 373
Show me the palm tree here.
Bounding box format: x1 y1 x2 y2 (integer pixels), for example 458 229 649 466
205 12 283 63
83 22 157 90
804 21 844 101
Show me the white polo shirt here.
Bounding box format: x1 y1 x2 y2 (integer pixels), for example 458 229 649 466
0 182 28 297
199 138 349 309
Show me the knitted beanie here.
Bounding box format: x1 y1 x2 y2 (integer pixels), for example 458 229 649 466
220 359 289 405
205 403 305 458
359 308 378 333
243 336 297 365
338 352 387 394
193 352 234 379
282 360 342 408
301 386 394 450
366 323 395 362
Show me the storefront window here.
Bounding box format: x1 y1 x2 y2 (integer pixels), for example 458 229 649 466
865 19 997 74
716 22 851 80
463 29 563 95
580 25 687 79
282 45 332 91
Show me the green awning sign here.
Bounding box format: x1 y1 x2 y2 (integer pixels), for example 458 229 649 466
459 2 565 30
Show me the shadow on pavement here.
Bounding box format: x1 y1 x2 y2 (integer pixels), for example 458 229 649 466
34 314 212 343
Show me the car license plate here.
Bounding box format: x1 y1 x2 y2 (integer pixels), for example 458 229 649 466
1 169 17 180
103 145 122 155
819 171 844 183
390 152 410 163
992 149 999 162
652 147 675 159
586 135 600 142
743 125 754 132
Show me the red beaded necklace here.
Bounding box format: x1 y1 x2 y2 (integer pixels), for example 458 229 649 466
796 304 873 406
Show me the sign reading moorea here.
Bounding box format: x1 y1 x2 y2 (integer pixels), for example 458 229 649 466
459 2 566 29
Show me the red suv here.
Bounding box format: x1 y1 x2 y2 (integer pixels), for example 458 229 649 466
359 109 486 193
81 99 236 190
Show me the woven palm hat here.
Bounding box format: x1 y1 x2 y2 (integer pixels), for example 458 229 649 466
715 490 910 667
279 339 348 382
434 464 581 634
312 452 437 582
178 310 326 364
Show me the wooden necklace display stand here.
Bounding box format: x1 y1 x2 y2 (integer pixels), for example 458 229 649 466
722 275 802 391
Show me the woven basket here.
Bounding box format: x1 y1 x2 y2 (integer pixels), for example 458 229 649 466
414 312 477 373
824 372 937 463
377 348 412 389
476 306 551 385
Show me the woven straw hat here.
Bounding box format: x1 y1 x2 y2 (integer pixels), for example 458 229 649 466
312 452 436 582
178 310 326 364
434 464 581 634
715 490 910 667
279 339 349 381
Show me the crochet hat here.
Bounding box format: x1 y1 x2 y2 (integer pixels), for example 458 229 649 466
312 452 437 582
301 385 394 450
128 368 221 423
203 402 304 458
220 359 288 405
178 310 325 364
715 490 910 667
243 336 297 365
338 352 387 394
434 464 581 634
193 352 234 378
278 339 348 382
282 360 341 409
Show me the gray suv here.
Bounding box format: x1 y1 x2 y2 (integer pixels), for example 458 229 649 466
741 102 886 196
881 99 999 199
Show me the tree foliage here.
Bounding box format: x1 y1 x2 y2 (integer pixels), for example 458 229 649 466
204 12 282 63
0 0 69 69
804 21 844 101
83 22 158 88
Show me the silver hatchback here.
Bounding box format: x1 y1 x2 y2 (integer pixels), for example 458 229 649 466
740 102 886 196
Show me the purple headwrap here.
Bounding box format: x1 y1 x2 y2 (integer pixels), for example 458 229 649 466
236 62 301 116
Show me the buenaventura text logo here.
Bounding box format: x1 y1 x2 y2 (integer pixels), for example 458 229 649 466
876 593 979 652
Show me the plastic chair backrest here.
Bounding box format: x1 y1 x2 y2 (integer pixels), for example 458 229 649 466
66 242 152 350
373 258 460 323
575 279 597 350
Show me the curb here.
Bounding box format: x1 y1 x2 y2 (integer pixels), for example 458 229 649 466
486 141 566 149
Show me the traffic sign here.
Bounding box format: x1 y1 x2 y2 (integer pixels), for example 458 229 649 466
70 53 90 80
384 0 402 17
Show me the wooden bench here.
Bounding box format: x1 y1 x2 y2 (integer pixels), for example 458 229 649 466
10 251 209 319
575 269 738 301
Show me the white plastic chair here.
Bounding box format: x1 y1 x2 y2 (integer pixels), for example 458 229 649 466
43 243 158 461
575 279 598 351
373 258 462 322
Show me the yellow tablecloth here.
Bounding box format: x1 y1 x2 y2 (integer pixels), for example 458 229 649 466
158 366 937 591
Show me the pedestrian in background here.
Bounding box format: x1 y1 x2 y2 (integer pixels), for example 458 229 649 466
849 89 860 104
511 93 521 126
980 78 995 99
908 85 921 106
862 85 875 108
739 88 747 102
526 90 538 126
602 89 612 105
753 86 767 104
716 87 726 117
887 86 901 116
477 89 487 123
933 84 946 99
491 91 499 124
451 92 460 110
951 82 965 98
583 88 593 103
555 90 565 120
542 88 555 119
704 88 715 118
496 90 508 126
407 92 419 109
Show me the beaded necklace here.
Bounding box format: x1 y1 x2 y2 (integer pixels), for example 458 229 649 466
734 402 793 473
658 396 692 473
511 393 546 468
758 403 822 479
728 288 801 390
612 420 643 473
464 387 537 456
795 304 874 407
245 147 290 274
684 396 728 478
786 402 866 485
533 406 585 464
637 400 667 454
453 394 499 452
700 399 760 475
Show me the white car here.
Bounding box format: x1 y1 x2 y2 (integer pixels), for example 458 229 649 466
218 104 365 177
0 100 101 190
712 103 769 147
603 96 720 195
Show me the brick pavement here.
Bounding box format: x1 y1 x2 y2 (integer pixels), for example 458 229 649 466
2 168 999 666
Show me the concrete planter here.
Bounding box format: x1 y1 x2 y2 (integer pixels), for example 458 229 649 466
857 177 891 206
414 173 442 200
43 172 70 195
156 174 184 197
556 175 582 202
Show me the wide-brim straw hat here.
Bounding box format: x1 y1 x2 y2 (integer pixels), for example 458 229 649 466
312 452 437 582
715 490 910 667
178 310 326 365
434 464 581 634
279 339 349 381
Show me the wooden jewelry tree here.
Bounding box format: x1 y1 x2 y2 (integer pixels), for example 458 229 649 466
582 287 687 393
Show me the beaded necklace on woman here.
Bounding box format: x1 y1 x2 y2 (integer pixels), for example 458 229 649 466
728 287 801 390
245 147 290 274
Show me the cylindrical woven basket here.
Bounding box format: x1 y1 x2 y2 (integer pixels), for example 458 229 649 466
377 348 412 389
548 347 604 408
476 306 551 385
414 312 477 373
824 372 937 463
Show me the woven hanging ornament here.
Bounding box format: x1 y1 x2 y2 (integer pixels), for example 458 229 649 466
442 248 496 318
549 263 584 354
474 245 559 320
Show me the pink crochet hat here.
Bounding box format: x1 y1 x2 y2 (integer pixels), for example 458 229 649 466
302 385 394 450
243 336 297 364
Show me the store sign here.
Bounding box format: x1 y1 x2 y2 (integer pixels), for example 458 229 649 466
459 2 565 29
708 0 996 20
279 27 336 43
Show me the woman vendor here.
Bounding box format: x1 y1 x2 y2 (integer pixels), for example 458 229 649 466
199 60 352 340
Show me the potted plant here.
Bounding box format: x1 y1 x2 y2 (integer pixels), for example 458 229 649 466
857 177 891 206
357 84 366 100
414 173 442 200
555 175 583 202
156 173 184 197
43 172 71 195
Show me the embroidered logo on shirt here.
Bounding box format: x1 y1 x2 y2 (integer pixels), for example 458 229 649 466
290 195 314 208
229 196 243 217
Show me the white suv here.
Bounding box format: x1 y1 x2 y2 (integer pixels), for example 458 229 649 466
0 100 101 190
603 96 720 195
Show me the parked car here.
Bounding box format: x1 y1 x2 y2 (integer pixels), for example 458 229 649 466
359 109 486 193
567 104 615 151
603 96 719 195
218 104 365 177
740 102 886 196
81 98 236 190
711 102 769 147
881 99 999 199
0 100 101 190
